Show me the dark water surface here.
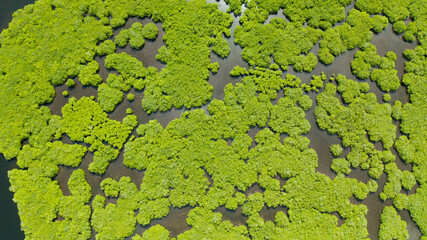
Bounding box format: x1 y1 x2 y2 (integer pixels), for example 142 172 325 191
1 0 423 239
0 154 24 240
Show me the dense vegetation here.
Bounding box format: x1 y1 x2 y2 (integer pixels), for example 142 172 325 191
0 0 425 239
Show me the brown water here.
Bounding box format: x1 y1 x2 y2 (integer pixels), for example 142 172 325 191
2 0 423 239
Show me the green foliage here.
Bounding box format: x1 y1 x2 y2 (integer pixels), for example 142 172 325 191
391 100 403 120
1 0 426 239
371 69 400 92
224 0 245 15
95 39 116 56
280 0 350 29
208 62 220 73
367 179 379 192
66 79 76 88
330 144 343 157
378 206 408 240
401 170 416 190
100 1 234 114
403 22 417 42
298 95 313 111
331 158 351 175
393 45 427 235
293 53 318 73
142 23 159 40
372 15 389 34
8 167 92 239
61 97 135 150
315 76 398 178
249 129 318 179
316 78 396 149
129 22 145 49
360 82 370 93
318 10 388 64
62 90 69 97
355 0 384 14
0 0 114 159
242 193 264 216
137 198 171 226
225 192 246 210
247 67 289 96
98 83 124 112
318 47 335 65
92 195 136 240
211 37 230 58
269 89 311 136
89 145 120 174
274 211 289 228
393 21 407 34
106 73 131 92
280 172 369 239
17 141 87 171
145 0 233 112
356 0 411 23
101 178 120 197
60 96 136 174
235 20 322 70
408 185 427 235
381 162 403 201
136 225 171 240
393 193 409 210
230 65 249 77
127 93 135 101
115 29 131 48
68 169 92 203
105 52 146 79
78 61 103 86
354 182 370 200
178 207 249 239
383 94 391 102
302 72 326 92
351 44 400 92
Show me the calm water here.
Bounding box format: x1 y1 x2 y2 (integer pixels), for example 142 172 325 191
1 0 422 239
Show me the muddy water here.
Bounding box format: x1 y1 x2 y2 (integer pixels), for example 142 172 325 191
2 0 423 239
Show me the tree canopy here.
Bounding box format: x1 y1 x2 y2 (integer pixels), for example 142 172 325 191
0 0 426 239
